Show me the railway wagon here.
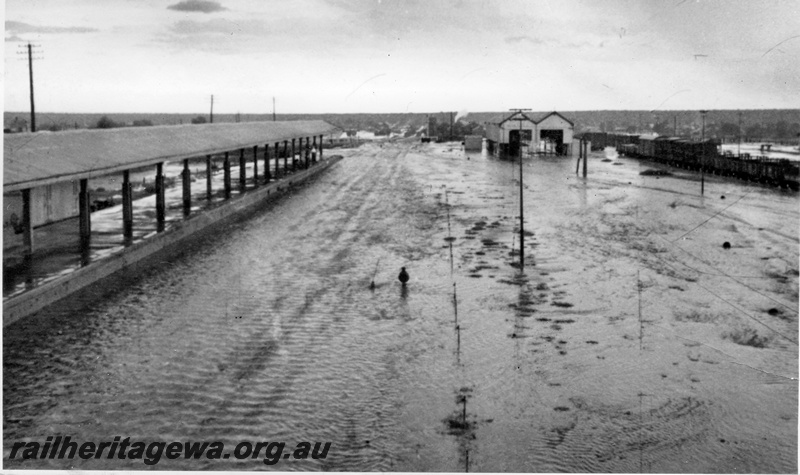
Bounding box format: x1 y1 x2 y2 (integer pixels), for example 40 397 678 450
578 132 640 151
626 135 798 189
579 132 609 150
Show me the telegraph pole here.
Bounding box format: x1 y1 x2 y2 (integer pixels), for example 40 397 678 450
510 108 531 269
27 43 36 132
450 111 454 141
272 97 276 121
700 110 708 195
209 94 214 123
17 43 41 132
737 111 743 157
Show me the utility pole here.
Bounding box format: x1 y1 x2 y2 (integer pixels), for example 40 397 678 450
27 43 36 132
737 111 743 157
272 97 276 122
510 108 531 270
700 110 708 195
450 111 454 141
17 43 41 132
209 94 215 123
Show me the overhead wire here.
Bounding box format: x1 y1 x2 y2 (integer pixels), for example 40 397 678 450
670 190 752 242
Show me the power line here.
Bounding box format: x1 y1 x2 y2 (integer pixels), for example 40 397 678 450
671 191 752 242
650 323 797 380
628 184 798 342
659 236 798 315
647 247 798 345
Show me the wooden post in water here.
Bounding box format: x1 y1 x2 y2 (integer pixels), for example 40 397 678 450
205 155 213 201
283 141 289 175
155 162 166 232
518 124 525 269
582 139 588 178
78 178 91 246
311 136 317 167
700 110 708 196
252 145 259 186
461 396 467 427
182 159 191 216
239 148 247 192
305 137 311 169
292 138 297 172
21 188 34 256
509 108 530 270
274 142 280 179
638 270 643 351
223 152 231 199
453 282 458 325
122 170 133 241
264 144 271 183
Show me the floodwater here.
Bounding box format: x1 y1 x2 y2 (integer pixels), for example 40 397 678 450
4 141 798 472
719 142 800 161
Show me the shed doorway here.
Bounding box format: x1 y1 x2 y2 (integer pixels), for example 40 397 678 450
540 129 565 155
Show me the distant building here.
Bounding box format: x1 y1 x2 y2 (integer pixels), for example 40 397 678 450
485 111 574 157
464 135 483 151
4 116 29 134
427 116 438 137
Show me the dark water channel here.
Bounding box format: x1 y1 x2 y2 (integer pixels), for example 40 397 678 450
4 141 798 471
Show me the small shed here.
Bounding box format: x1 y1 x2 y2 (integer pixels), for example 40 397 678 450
484 111 575 157
464 135 483 151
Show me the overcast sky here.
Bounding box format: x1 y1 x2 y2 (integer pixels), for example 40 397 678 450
3 0 799 114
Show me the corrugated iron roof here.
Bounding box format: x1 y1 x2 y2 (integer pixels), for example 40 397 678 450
4 120 339 191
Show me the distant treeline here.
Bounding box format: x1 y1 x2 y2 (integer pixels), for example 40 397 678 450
5 109 799 141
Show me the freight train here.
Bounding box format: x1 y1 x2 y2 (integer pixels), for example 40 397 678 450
578 132 799 190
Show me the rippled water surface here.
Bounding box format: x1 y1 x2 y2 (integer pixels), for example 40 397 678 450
4 141 798 471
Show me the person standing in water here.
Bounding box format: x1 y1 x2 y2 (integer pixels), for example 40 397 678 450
398 267 409 286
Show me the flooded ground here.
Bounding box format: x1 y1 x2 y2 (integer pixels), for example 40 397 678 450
4 140 798 471
720 142 800 161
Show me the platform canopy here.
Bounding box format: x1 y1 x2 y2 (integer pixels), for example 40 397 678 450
3 120 339 192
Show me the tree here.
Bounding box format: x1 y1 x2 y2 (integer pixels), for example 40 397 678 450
775 121 789 138
719 122 740 137
191 116 207 124
652 120 671 135
96 116 118 129
375 122 392 136
745 124 763 139
467 121 483 136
